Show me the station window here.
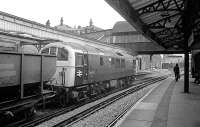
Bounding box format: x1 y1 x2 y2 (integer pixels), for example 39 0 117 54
115 58 120 68
100 57 104 66
133 60 136 68
111 58 115 65
76 54 83 66
50 47 57 55
41 48 49 54
121 59 125 68
116 52 123 56
57 48 68 61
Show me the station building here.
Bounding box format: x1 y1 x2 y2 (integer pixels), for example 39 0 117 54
79 21 164 71
54 18 103 35
0 12 179 72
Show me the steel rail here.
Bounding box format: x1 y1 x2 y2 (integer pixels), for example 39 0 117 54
7 74 166 127
53 76 167 127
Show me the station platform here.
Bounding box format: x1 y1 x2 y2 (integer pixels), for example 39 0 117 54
115 76 200 127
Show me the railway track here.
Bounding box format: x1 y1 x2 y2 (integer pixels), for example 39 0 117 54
53 76 167 127
7 75 167 127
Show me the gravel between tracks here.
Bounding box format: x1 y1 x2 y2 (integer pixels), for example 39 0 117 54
67 80 163 127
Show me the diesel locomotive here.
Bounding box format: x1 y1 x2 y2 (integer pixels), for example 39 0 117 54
41 41 137 103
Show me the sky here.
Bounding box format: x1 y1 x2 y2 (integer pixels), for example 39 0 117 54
1 0 125 29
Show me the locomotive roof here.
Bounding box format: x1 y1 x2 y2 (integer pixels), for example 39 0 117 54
43 41 134 59
61 42 131 58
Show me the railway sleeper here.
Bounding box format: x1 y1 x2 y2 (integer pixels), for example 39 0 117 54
45 76 136 106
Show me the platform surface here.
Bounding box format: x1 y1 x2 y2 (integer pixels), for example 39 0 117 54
117 76 200 127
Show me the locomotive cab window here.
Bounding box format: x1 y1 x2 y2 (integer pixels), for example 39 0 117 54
57 48 68 61
41 48 49 54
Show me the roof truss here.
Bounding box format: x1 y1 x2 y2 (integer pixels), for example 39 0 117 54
137 0 184 15
106 0 200 51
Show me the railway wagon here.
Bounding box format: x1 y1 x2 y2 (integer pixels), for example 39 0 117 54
41 42 136 103
0 51 56 124
0 52 56 102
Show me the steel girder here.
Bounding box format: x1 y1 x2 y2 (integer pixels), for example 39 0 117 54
106 0 200 50
136 0 184 49
137 0 184 15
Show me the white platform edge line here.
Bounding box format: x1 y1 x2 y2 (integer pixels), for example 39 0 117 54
113 77 171 127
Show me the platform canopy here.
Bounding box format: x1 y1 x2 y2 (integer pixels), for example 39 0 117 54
0 30 60 45
105 0 200 52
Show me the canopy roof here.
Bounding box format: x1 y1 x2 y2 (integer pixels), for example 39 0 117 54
0 30 60 45
106 0 200 52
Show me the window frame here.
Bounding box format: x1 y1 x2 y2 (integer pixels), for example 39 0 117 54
115 58 120 68
100 56 104 66
121 59 125 68
50 47 57 56
41 48 50 54
111 57 115 66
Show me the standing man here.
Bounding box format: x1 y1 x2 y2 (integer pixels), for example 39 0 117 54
174 64 180 81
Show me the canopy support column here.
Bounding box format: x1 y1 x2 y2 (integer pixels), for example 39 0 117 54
182 0 191 93
184 51 189 93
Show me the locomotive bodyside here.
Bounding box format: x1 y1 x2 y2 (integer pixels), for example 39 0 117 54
41 42 136 86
